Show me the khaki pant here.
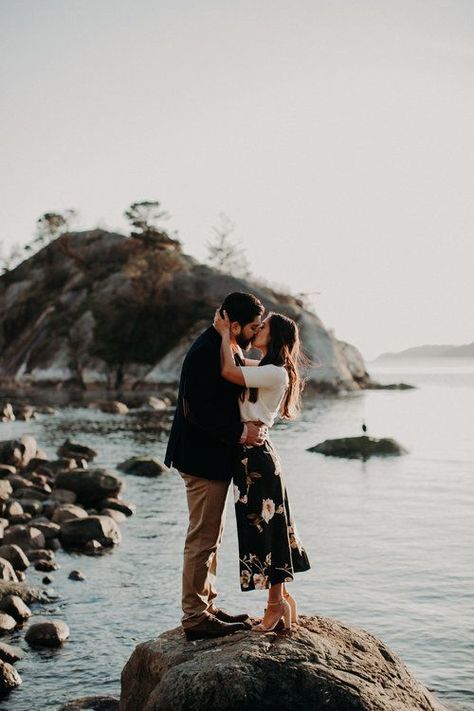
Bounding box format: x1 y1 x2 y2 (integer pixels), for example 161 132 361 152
179 471 230 629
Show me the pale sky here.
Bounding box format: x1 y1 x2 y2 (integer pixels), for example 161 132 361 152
1 0 473 361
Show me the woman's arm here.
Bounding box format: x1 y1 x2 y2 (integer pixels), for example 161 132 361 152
213 310 246 385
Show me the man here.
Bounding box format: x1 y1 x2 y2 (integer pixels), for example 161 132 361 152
164 292 267 641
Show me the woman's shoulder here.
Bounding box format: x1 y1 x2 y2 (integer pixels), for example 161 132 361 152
259 364 289 384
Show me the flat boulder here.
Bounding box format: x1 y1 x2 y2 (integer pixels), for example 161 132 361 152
117 457 168 477
307 435 407 460
59 515 121 549
119 616 447 711
25 619 69 647
54 468 123 506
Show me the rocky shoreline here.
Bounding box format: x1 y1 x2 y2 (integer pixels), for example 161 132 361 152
0 416 148 705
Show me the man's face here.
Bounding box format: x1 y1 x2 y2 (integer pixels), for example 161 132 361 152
234 315 263 349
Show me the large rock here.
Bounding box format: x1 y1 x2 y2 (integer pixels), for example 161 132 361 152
307 436 408 460
59 515 121 549
54 468 123 506
119 616 447 711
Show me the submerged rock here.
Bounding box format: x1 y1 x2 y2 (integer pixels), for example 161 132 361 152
120 616 446 711
307 435 407 460
117 457 168 477
25 619 69 647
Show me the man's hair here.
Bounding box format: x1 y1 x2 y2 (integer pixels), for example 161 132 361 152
220 292 264 327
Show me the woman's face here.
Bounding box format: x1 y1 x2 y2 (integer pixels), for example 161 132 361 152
252 316 271 350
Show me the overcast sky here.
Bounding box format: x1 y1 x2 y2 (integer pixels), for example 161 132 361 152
1 0 472 360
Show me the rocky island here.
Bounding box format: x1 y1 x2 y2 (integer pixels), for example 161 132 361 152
0 229 378 394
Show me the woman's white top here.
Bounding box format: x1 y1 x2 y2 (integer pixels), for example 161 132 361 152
238 364 289 428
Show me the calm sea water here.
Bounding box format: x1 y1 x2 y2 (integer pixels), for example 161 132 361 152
0 357 473 711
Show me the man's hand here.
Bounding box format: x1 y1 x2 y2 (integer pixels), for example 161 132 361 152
245 421 267 446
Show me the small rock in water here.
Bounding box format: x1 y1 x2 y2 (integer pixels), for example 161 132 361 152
34 559 60 572
117 457 168 477
68 570 86 581
42 575 53 585
25 620 69 647
57 439 98 462
0 658 22 694
307 435 408 460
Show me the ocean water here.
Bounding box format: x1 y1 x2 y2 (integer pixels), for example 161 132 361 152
0 357 473 710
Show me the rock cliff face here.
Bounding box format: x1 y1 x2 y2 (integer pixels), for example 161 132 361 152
119 616 447 711
0 230 373 392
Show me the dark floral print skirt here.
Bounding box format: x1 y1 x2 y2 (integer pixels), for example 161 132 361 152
233 438 311 592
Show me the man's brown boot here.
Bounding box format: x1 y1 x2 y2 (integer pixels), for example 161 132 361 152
184 614 248 641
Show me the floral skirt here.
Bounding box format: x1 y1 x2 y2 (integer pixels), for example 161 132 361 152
233 438 311 592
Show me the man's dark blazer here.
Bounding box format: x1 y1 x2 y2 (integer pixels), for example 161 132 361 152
164 326 244 481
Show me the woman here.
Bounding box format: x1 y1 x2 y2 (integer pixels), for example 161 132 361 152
213 308 311 632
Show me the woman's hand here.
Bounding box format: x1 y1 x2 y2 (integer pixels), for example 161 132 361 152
213 308 231 337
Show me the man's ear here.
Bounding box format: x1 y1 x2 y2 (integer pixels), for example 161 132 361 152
230 322 241 337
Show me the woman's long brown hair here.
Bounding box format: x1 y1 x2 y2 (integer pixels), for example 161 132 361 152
243 312 307 419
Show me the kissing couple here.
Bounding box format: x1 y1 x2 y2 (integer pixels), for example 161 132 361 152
164 291 311 641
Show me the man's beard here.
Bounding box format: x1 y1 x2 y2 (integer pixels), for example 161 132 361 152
236 333 253 349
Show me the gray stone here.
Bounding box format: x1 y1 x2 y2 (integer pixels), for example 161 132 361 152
307 435 408 460
119 616 447 711
59 515 121 548
25 619 69 647
54 468 123 506
117 457 168 477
